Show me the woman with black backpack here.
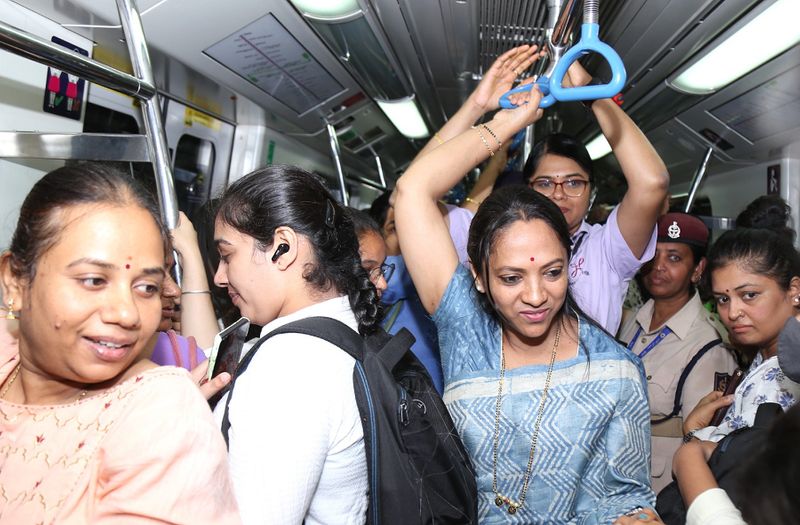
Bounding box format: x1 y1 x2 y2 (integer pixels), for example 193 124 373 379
210 165 379 524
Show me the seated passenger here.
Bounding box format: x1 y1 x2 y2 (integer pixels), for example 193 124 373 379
211 166 377 524
619 212 737 493
395 47 654 522
0 163 239 523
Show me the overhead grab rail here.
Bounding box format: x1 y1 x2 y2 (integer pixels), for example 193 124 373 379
499 0 626 109
0 20 155 100
0 0 179 234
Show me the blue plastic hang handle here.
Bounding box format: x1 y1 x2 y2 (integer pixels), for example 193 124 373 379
498 76 557 109
548 23 626 102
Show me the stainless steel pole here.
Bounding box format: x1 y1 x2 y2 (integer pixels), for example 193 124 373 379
0 21 156 100
116 0 179 230
326 122 349 205
685 147 714 213
374 153 387 188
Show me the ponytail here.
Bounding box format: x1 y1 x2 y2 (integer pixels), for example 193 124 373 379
216 165 381 334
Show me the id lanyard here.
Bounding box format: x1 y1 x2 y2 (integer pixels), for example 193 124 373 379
627 326 672 359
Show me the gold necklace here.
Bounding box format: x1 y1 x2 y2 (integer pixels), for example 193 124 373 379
0 364 20 399
0 364 88 402
492 322 560 515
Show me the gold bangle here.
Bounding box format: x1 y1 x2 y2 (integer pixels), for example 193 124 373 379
481 124 502 147
465 197 482 206
472 126 495 157
433 132 444 145
182 290 211 295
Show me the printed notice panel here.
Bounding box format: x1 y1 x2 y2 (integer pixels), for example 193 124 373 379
204 14 343 114
43 37 89 120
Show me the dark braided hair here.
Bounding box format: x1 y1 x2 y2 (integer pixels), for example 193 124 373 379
216 165 380 335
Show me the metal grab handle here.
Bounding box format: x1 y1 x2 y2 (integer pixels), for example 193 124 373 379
547 23 626 102
499 77 557 109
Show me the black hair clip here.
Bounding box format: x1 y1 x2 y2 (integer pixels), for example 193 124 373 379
324 199 336 229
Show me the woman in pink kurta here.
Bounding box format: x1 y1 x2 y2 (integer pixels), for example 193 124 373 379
0 349 238 524
0 164 239 524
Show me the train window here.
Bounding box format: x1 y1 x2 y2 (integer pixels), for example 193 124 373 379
83 102 140 134
173 134 215 218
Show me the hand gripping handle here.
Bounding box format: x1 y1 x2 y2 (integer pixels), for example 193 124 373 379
548 23 626 102
498 76 557 109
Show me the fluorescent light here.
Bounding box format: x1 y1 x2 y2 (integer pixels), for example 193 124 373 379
670 0 800 95
289 0 361 21
586 134 612 160
376 97 429 139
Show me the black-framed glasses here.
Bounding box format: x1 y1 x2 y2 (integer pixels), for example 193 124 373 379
368 262 395 284
529 178 589 197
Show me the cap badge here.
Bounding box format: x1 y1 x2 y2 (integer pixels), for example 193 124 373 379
667 221 681 239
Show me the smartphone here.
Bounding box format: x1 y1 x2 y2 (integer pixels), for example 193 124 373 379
709 368 744 427
206 317 250 381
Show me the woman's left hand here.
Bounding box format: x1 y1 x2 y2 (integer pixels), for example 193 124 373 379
613 508 664 524
468 45 544 113
491 78 545 132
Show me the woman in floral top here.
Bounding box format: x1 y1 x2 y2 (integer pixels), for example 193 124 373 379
683 201 800 443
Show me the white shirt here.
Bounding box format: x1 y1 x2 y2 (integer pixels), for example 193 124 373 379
687 488 746 525
213 296 368 525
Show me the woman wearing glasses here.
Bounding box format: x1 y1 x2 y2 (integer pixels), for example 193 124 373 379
345 208 448 392
346 207 394 299
524 63 669 335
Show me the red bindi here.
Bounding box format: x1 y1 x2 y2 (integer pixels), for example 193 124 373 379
125 264 130 269
530 257 535 262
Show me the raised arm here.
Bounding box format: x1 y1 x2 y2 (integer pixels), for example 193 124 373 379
414 45 542 161
462 142 509 213
568 63 669 258
171 212 219 348
395 82 543 314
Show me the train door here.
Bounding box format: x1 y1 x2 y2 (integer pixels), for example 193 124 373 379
162 99 234 219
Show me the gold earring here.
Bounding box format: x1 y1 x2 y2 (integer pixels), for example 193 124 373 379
5 298 16 320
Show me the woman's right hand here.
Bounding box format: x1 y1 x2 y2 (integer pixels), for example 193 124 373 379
683 390 734 435
191 360 232 400
468 45 543 113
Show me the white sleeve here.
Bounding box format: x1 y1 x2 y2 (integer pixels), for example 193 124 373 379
224 333 356 524
686 488 746 525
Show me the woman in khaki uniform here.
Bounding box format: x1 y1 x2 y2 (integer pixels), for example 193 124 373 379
619 213 737 494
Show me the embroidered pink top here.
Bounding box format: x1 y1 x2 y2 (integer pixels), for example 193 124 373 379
0 345 240 524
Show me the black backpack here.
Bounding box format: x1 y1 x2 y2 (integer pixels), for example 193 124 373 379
220 316 478 525
655 402 783 524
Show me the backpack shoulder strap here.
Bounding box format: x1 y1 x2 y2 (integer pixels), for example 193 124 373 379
220 316 364 447
375 327 415 370
652 338 723 424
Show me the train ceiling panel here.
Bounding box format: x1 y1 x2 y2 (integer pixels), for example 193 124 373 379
9 0 800 190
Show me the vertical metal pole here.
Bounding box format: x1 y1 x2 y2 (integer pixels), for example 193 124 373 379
326 122 349 205
116 0 179 230
522 124 535 174
373 152 387 188
685 147 714 213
